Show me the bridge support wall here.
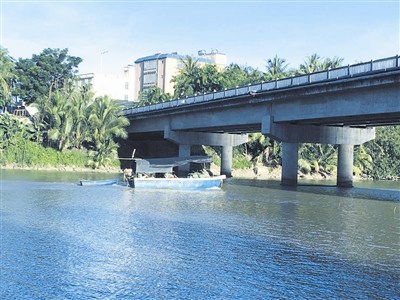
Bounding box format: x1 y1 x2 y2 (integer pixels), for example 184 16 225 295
262 116 375 187
164 126 247 176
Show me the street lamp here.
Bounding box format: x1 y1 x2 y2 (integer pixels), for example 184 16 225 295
100 50 109 73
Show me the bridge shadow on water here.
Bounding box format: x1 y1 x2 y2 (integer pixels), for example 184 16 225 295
227 178 400 202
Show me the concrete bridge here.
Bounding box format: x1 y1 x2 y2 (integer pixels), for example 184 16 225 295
124 55 400 187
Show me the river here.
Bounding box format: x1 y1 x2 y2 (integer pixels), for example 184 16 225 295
1 170 399 299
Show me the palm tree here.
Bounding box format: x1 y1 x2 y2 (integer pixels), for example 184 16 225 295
70 85 94 148
172 56 201 98
264 55 289 80
138 86 172 106
320 56 344 70
0 47 16 108
44 90 74 151
87 96 129 168
299 143 337 175
298 53 322 74
353 144 373 176
298 54 344 74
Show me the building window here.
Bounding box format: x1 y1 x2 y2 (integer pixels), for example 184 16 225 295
143 73 156 85
143 60 157 71
125 82 129 89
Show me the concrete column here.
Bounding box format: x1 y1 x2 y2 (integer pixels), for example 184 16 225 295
178 144 191 172
337 144 354 188
281 142 299 186
221 146 233 177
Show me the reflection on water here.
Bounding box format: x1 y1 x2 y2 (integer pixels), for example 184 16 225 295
1 170 399 299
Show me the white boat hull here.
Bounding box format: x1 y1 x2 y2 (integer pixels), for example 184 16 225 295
128 175 226 190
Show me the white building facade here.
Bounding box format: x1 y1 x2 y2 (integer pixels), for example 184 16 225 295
77 50 227 102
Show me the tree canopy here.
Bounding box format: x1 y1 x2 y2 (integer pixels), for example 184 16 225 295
13 48 82 104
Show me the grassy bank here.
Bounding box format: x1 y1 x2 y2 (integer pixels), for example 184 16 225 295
0 140 120 173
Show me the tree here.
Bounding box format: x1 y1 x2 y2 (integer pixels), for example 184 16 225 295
0 113 36 149
0 47 16 108
13 48 82 104
70 84 94 148
172 56 202 98
137 86 172 106
87 96 129 168
298 53 323 74
321 56 344 70
222 63 264 89
365 126 400 179
299 143 337 175
36 87 75 151
199 64 225 93
297 53 344 74
222 63 249 88
354 144 373 176
264 55 289 80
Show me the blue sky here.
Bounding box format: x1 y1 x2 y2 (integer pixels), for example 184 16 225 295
1 0 399 74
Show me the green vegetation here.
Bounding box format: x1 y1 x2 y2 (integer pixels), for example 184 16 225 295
0 47 128 169
13 48 82 104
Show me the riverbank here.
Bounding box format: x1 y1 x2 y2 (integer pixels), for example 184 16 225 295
2 162 396 183
0 164 121 174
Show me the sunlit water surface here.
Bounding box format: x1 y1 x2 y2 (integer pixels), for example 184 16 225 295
1 170 399 299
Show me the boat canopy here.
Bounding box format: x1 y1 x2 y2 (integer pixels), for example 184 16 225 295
132 156 212 174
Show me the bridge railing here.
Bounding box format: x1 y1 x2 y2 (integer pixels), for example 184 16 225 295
125 55 399 116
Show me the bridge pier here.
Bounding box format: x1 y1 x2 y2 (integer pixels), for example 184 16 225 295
337 144 354 188
221 146 233 177
262 117 375 187
281 142 299 186
164 126 247 177
178 144 191 172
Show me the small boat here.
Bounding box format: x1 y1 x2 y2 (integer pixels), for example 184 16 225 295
79 178 119 186
129 175 226 190
125 156 226 190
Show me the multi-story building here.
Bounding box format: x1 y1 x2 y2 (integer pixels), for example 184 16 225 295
133 50 227 100
76 50 227 102
76 72 126 100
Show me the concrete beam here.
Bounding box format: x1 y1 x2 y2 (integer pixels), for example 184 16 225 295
164 126 248 146
262 116 375 145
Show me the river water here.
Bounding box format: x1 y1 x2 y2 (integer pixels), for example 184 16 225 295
1 170 399 299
